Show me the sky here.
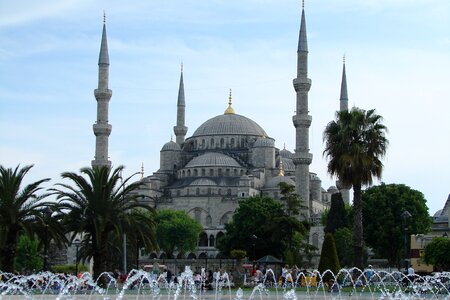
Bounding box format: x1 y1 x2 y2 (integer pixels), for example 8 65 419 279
1 0 449 215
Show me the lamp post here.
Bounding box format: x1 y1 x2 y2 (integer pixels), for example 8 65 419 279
74 238 81 276
401 210 412 271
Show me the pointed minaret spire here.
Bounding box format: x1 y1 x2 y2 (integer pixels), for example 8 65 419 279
141 162 144 179
297 1 308 54
292 0 312 219
92 14 112 168
340 55 349 111
173 63 188 144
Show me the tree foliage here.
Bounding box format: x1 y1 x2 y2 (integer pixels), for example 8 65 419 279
423 237 450 271
323 107 388 268
333 227 354 267
324 193 350 233
51 165 157 280
0 164 52 272
279 182 302 216
15 235 43 272
318 233 340 283
362 183 431 267
217 196 308 260
155 209 202 258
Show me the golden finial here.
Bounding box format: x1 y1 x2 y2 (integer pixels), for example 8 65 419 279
170 135 173 142
224 88 235 114
103 10 106 24
279 159 284 177
141 162 144 179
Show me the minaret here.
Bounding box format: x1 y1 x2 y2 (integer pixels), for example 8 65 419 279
173 63 188 145
337 56 351 204
340 56 349 111
92 15 112 168
292 0 312 220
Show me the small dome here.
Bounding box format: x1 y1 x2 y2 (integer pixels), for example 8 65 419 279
433 209 443 218
266 175 295 189
280 148 293 158
327 186 339 193
190 178 217 186
253 137 275 148
276 157 295 172
161 140 181 151
185 152 241 168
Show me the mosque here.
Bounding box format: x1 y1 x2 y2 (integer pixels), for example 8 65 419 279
90 4 350 259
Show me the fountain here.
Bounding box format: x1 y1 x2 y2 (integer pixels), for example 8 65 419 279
1 267 449 300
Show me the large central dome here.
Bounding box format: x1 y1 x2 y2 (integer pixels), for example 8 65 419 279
191 113 267 138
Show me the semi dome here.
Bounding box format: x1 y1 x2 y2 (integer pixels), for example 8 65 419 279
185 152 241 168
191 114 267 138
161 140 181 151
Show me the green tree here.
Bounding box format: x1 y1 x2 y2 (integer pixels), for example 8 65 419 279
51 166 158 280
423 237 450 271
155 209 202 258
0 164 52 272
317 233 340 283
333 227 354 267
324 193 349 233
279 182 302 216
323 107 388 268
362 183 431 267
15 235 43 272
217 196 307 260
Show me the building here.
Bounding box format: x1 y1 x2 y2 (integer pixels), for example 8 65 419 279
91 5 350 260
410 194 450 273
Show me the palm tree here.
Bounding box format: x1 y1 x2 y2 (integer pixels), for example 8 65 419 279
51 165 157 279
0 165 51 272
323 107 388 268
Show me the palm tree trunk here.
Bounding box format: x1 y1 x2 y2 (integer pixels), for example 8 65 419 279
353 183 364 269
0 229 18 273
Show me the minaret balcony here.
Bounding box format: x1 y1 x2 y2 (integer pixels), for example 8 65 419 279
94 89 112 100
93 123 112 135
293 77 311 92
292 115 312 127
292 152 312 165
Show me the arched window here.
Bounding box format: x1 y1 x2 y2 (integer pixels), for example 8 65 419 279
209 235 215 247
209 169 214 176
182 170 185 177
187 253 197 259
220 138 224 148
240 170 244 176
230 138 235 148
202 169 206 176
206 215 212 226
234 169 238 176
218 188 222 195
202 139 205 148
187 170 191 176
225 169 230 176
210 138 215 148
198 232 208 247
198 252 207 259
218 169 222 176
194 140 198 149
194 169 198 176
216 231 225 240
